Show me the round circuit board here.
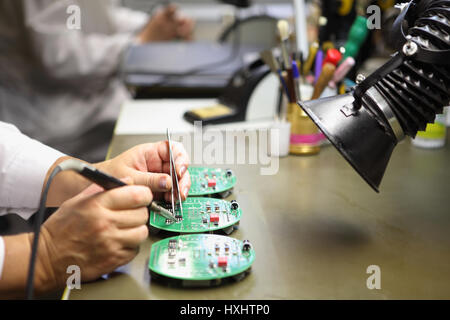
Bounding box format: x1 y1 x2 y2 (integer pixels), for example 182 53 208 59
148 234 255 285
149 197 241 234
188 167 236 196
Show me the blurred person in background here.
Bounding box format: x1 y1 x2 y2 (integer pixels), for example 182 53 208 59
0 0 194 162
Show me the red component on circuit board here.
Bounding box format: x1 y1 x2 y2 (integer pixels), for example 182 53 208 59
210 213 219 223
207 179 216 187
218 256 228 267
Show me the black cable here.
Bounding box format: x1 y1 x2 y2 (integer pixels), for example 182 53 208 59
25 166 62 299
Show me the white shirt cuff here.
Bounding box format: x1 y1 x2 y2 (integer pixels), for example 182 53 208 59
1 133 64 219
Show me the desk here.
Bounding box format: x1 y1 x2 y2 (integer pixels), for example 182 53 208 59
70 129 450 299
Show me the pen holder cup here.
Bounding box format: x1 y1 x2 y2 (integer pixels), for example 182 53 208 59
287 84 321 155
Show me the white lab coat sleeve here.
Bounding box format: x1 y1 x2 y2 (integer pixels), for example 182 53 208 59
22 0 134 81
0 122 65 220
109 5 149 34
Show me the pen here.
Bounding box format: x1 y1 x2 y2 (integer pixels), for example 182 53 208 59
277 20 291 71
328 56 355 88
311 62 336 100
261 49 290 99
302 42 319 75
322 48 342 67
314 49 324 84
292 60 301 101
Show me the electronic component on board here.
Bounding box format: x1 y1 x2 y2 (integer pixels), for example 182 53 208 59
149 234 255 287
218 257 228 268
168 239 178 249
188 167 236 197
242 240 252 252
210 213 219 224
208 179 217 188
149 198 242 234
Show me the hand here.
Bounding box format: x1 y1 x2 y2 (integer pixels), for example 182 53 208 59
45 141 191 207
98 141 191 203
137 4 195 43
35 179 151 290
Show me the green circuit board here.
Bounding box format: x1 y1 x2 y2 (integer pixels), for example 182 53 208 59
148 234 255 282
188 167 236 196
149 197 241 233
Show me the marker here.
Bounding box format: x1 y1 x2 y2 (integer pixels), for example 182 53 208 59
303 42 319 75
277 20 291 70
328 57 355 88
323 48 342 67
343 16 369 60
264 54 290 100
314 49 324 83
292 60 301 101
312 62 336 100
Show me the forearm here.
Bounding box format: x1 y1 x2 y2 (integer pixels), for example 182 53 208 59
44 157 115 207
0 232 57 299
44 156 91 207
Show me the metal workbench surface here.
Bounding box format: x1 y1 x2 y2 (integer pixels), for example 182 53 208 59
70 133 450 299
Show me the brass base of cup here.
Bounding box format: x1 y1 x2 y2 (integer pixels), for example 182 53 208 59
289 144 321 155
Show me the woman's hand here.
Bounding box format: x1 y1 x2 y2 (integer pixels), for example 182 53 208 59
137 4 195 43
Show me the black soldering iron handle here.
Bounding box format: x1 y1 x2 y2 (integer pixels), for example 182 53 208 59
79 166 174 220
80 166 127 190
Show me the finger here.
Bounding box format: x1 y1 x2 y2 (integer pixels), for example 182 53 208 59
177 19 194 39
164 192 171 203
163 4 177 18
172 141 190 178
114 247 140 268
132 171 172 193
77 183 104 197
162 176 188 202
152 141 189 176
120 177 134 185
164 172 191 201
77 177 133 198
116 225 149 248
109 207 149 229
98 185 152 210
141 141 189 175
178 170 191 200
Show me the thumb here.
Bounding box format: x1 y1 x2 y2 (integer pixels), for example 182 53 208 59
134 171 172 193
